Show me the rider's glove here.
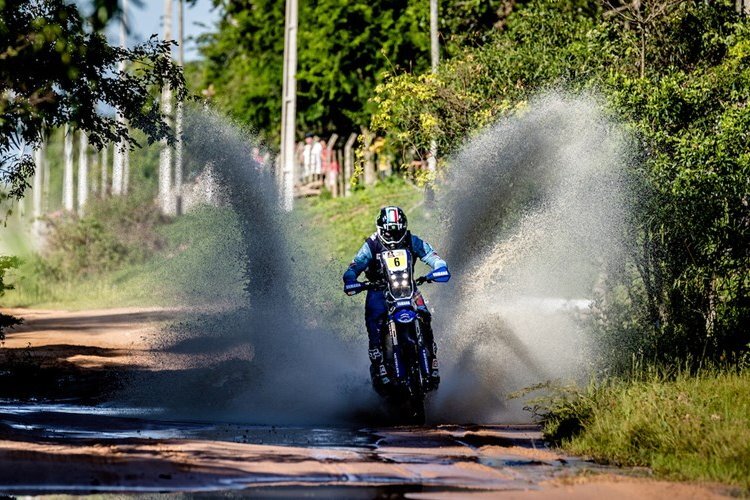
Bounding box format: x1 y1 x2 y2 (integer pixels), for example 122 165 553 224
426 266 451 283
344 281 365 296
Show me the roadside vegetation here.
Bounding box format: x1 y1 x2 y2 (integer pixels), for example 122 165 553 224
5 178 421 311
531 367 750 490
1 0 748 490
5 201 244 309
368 0 750 488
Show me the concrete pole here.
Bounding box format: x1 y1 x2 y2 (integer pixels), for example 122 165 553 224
427 0 439 203
101 143 109 197
123 141 130 194
63 125 75 211
77 131 89 215
112 0 128 196
159 0 174 215
32 141 45 242
42 142 50 212
32 141 45 225
174 0 184 215
279 0 298 211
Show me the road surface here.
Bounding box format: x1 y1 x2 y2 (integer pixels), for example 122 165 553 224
0 308 732 498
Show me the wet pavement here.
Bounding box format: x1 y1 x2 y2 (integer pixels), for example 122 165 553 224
0 402 603 496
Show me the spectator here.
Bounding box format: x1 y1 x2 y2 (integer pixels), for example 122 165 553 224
302 133 314 183
311 135 323 182
320 139 328 185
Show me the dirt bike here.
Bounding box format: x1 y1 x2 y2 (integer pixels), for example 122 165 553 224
350 248 450 425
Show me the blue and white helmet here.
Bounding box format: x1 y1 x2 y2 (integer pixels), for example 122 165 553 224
376 206 408 248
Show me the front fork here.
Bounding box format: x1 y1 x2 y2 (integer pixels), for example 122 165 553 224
388 318 431 382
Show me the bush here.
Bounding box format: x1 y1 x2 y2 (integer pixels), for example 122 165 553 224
371 0 750 367
36 193 166 281
0 256 22 340
533 367 750 490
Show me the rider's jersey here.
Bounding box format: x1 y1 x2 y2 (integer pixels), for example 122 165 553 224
343 231 447 284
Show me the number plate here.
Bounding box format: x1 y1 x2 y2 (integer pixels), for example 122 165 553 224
384 249 408 272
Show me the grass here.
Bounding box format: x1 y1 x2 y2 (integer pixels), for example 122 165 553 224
297 176 427 261
537 368 750 491
5 207 246 309
4 177 425 311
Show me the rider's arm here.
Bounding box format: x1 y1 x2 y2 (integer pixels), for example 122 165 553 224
411 235 447 270
343 241 372 283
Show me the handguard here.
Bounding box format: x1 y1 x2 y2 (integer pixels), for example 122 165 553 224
426 266 451 283
344 281 366 295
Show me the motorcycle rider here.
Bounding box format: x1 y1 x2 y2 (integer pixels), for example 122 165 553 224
342 206 450 393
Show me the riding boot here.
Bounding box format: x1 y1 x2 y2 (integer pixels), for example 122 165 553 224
420 316 440 390
368 346 390 395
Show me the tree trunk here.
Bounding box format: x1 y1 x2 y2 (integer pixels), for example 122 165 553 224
159 0 175 215
343 133 357 196
640 27 646 79
63 125 75 211
361 127 376 186
77 131 89 215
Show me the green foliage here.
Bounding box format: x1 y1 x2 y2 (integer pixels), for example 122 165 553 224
533 368 750 490
373 0 619 157
0 256 22 340
6 205 245 310
31 194 166 282
372 0 750 366
200 0 507 142
0 0 187 201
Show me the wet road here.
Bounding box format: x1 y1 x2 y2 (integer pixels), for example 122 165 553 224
0 402 598 496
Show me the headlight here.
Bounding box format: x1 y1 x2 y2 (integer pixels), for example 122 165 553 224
401 280 409 287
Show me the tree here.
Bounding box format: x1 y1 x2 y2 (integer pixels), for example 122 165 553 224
200 0 506 142
0 0 188 203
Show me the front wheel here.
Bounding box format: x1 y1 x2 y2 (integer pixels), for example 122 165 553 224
405 397 425 425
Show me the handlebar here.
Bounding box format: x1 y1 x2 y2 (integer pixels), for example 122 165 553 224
361 276 433 289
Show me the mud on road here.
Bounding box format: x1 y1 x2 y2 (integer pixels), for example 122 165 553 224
0 308 733 498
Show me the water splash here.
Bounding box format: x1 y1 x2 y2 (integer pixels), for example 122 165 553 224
428 93 631 422
123 108 374 424
125 94 631 426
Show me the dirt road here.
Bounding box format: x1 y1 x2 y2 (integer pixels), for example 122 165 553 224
0 308 733 498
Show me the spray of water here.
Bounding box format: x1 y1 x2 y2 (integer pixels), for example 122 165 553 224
427 93 631 422
126 93 631 425
123 108 375 424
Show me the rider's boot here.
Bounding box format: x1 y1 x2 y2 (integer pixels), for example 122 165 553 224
368 346 390 395
421 316 440 391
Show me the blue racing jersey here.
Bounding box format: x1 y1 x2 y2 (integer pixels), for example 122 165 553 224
343 232 447 283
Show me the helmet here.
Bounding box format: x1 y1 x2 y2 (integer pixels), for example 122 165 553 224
376 206 408 248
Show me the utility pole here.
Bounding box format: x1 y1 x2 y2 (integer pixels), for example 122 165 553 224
112 0 128 196
738 0 750 13
32 140 45 238
77 131 89 215
101 143 109 198
427 0 439 201
63 125 74 211
174 0 184 215
159 0 175 215
279 0 298 212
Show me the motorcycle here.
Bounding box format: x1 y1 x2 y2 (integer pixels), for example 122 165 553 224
347 248 450 424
